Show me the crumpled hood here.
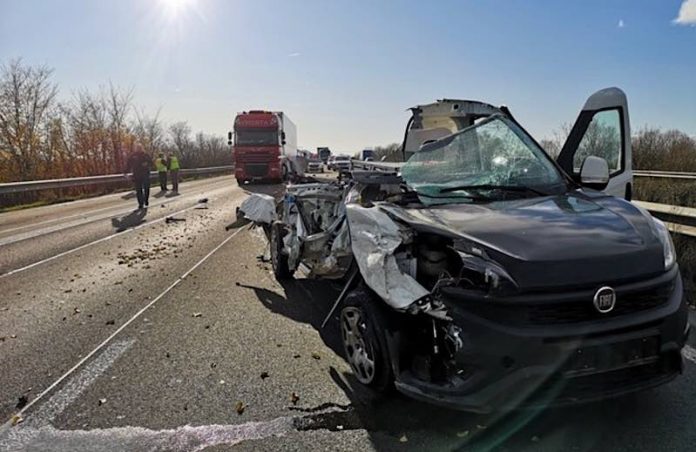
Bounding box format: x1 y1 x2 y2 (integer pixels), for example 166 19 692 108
379 191 666 291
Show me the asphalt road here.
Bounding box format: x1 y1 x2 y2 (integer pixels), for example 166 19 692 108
0 174 695 451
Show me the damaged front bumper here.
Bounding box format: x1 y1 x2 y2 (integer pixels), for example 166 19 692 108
390 268 689 413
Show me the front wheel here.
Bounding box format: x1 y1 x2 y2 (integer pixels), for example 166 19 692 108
270 222 292 279
340 289 394 391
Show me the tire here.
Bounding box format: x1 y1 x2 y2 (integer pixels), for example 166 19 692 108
340 288 394 391
270 222 292 279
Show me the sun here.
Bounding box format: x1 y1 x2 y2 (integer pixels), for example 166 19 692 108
158 0 194 18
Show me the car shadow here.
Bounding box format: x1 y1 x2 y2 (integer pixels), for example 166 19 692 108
111 208 147 232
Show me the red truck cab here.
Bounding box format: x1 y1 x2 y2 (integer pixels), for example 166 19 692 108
229 110 298 184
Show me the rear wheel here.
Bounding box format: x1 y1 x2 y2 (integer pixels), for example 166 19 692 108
340 288 394 391
270 222 292 279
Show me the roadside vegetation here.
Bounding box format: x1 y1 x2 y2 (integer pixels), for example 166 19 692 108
0 59 230 207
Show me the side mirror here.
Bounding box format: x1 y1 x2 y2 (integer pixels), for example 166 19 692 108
580 155 610 190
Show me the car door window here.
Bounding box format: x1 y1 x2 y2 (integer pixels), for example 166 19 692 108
572 109 622 174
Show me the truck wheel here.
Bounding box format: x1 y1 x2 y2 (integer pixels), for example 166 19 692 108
270 222 292 279
340 288 394 391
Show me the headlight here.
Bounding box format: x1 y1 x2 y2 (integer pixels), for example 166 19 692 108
652 218 676 270
455 250 517 295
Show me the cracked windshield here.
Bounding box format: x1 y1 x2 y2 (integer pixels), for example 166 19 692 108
401 117 566 204
1 1 695 451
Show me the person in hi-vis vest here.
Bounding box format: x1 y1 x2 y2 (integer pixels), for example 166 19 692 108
168 153 180 193
155 153 168 191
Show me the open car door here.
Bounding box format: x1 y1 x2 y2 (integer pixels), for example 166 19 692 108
556 87 633 200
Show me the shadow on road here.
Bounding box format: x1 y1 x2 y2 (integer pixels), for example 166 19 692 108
111 208 147 232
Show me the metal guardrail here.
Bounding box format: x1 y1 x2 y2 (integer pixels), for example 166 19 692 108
0 166 234 195
634 170 696 180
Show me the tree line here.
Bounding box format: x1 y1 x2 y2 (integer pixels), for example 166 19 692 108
0 59 231 185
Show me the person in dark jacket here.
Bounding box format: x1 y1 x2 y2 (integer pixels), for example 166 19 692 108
125 144 153 209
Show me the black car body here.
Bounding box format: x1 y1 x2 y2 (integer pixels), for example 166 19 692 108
238 87 689 412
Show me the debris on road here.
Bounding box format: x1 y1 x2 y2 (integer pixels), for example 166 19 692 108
198 198 209 204
399 434 408 443
11 414 23 426
311 352 321 360
73 307 81 314
16 396 28 409
260 371 270 379
291 392 300 405
98 398 107 406
165 216 186 223
192 312 202 318
105 319 115 325
235 401 246 415
456 430 470 438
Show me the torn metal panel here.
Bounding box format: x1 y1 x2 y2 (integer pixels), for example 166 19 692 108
239 194 277 224
345 204 430 310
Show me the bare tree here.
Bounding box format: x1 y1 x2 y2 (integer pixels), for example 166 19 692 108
168 121 194 165
105 82 133 172
134 107 164 155
0 59 58 181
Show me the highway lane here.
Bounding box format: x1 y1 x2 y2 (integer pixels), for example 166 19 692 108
1 175 695 451
0 176 239 275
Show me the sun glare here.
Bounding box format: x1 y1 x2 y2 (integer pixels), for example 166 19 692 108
159 0 194 18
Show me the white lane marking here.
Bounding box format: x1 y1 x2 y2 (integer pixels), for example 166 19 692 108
3 416 296 452
28 340 135 427
0 175 234 234
0 203 197 279
0 178 234 245
0 183 237 279
6 225 248 421
683 345 696 364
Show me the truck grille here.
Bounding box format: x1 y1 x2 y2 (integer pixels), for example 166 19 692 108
245 163 269 177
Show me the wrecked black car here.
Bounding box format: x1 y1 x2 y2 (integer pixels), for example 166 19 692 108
239 88 689 412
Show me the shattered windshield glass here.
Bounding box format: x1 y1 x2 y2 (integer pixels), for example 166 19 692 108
401 116 566 205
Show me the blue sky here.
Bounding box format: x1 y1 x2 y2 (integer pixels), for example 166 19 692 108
1 0 695 153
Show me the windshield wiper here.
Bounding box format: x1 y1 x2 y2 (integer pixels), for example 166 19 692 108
411 189 491 202
438 184 549 196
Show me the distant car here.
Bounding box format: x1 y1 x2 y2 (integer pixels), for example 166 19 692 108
333 155 351 173
327 155 337 170
307 159 324 173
